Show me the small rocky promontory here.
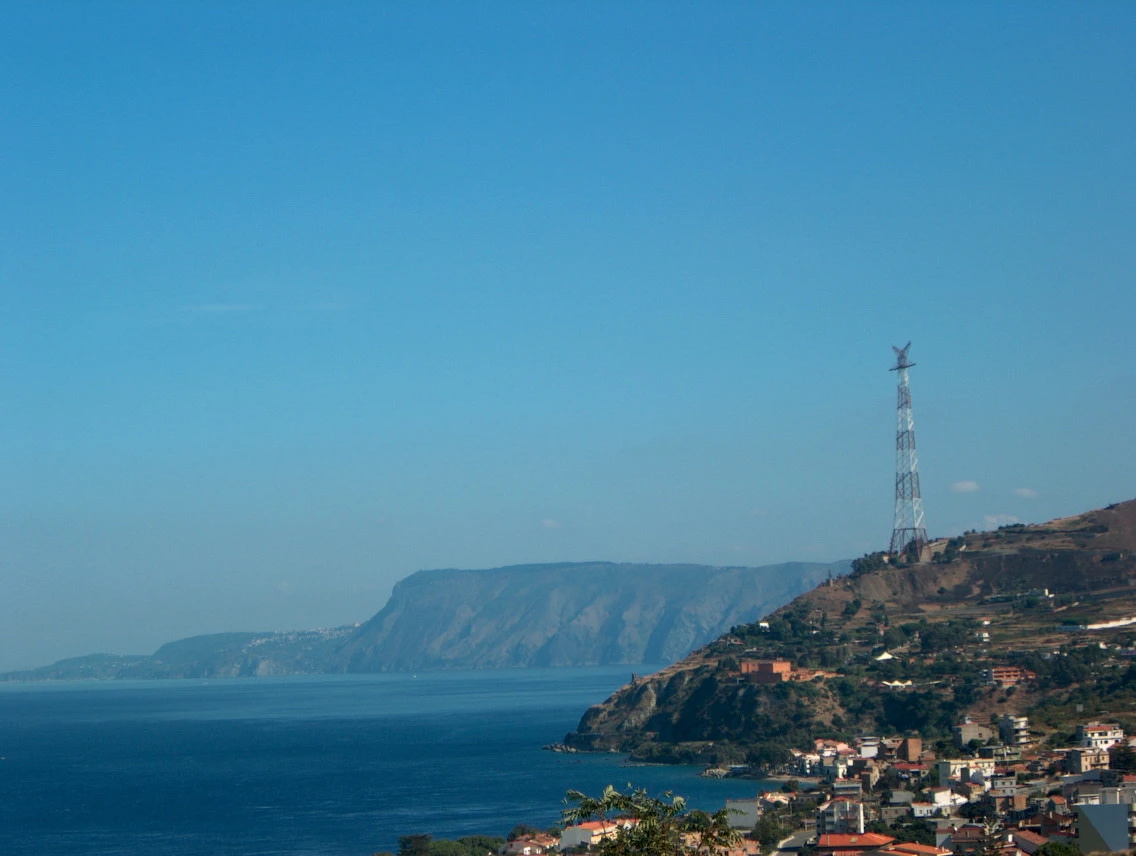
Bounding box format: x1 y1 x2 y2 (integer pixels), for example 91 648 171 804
564 499 1136 765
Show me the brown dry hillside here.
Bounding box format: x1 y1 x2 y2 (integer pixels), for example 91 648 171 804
564 499 1136 766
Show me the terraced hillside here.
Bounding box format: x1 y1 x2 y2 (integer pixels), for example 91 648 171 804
564 499 1136 766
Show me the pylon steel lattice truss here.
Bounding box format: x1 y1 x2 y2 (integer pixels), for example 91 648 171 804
889 342 928 557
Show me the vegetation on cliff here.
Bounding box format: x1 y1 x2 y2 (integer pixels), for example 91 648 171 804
564 499 1136 765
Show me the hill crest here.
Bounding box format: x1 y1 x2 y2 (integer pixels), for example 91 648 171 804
563 499 1136 764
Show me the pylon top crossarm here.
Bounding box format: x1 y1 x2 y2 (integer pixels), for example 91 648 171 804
890 342 915 371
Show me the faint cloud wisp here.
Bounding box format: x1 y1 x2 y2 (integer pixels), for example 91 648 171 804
1013 487 1039 499
951 480 981 493
984 514 1020 529
182 303 263 314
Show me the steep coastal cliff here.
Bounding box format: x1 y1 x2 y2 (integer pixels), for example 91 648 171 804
3 560 847 679
330 561 846 672
563 500 1136 764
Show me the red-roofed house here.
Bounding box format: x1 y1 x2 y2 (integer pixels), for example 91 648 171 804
559 819 636 850
941 824 985 855
1005 830 1047 856
503 838 553 856
816 833 896 856
892 761 928 776
1076 722 1125 750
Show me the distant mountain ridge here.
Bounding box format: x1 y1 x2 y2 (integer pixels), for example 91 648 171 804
1 560 848 681
330 561 848 672
0 627 357 681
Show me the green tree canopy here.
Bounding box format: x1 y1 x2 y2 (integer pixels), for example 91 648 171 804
399 835 432 856
563 786 738 856
1035 842 1079 856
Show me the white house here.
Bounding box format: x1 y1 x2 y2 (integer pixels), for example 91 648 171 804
1077 722 1125 750
725 798 760 830
559 820 635 850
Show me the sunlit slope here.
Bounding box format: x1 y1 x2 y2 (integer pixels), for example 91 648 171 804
564 500 1136 763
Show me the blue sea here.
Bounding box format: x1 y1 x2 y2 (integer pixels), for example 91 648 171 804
0 668 772 855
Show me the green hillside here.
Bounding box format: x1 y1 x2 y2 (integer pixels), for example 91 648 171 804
564 499 1136 766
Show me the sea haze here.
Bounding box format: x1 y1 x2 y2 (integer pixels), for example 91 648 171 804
0 668 773 855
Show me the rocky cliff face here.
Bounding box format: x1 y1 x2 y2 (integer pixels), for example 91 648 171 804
3 560 847 680
330 561 847 672
563 500 1136 764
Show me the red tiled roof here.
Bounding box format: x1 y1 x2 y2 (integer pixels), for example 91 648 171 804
818 834 896 848
574 821 619 831
885 842 952 856
948 827 985 841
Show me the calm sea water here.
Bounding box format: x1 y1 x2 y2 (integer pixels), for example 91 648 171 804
0 668 771 855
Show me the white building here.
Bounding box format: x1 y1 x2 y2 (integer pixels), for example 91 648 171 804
725 798 760 830
911 802 938 818
999 714 1030 747
559 820 635 849
936 758 996 787
1078 722 1125 750
817 798 865 835
857 736 880 759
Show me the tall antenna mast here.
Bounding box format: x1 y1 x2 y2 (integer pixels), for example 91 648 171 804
889 342 928 558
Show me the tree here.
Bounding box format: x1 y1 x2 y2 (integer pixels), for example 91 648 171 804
753 815 787 853
1035 843 1079 856
867 820 935 846
453 838 506 856
977 818 1003 856
563 786 739 856
508 825 541 842
1109 743 1136 773
398 836 432 856
958 801 995 822
428 842 469 856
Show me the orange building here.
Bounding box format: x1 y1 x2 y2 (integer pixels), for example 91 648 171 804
741 659 792 683
982 666 1037 688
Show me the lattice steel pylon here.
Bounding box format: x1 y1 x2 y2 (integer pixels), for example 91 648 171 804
888 342 928 558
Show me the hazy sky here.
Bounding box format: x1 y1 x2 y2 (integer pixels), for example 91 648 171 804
2 1 1134 671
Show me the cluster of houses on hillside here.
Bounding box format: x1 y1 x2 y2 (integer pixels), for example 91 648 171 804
541 716 1136 856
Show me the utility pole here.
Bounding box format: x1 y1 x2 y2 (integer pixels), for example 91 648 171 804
889 342 928 558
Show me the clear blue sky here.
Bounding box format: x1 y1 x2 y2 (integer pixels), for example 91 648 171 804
2 1 1133 670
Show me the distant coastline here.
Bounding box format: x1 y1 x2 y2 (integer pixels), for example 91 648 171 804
2 559 847 682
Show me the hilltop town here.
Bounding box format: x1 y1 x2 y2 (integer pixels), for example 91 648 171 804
541 499 1136 855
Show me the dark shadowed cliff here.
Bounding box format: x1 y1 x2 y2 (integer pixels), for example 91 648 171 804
330 561 848 672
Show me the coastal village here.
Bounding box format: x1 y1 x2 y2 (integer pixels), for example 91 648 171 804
539 494 1136 856
511 672 1136 856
